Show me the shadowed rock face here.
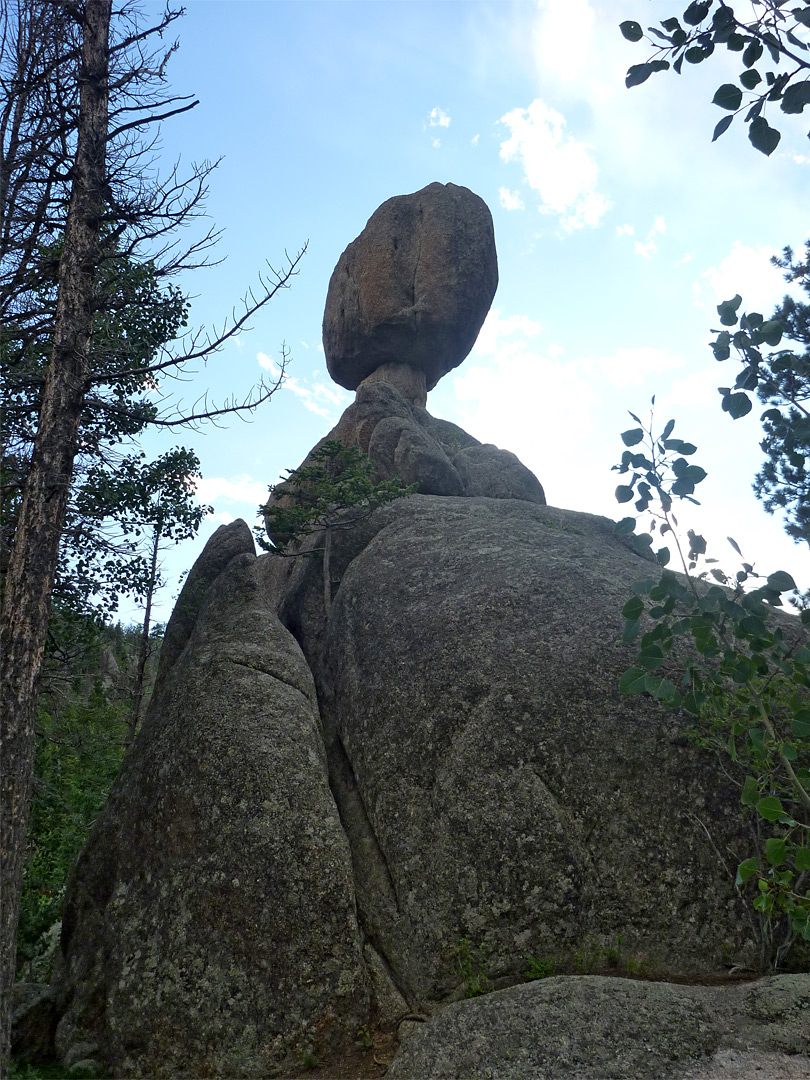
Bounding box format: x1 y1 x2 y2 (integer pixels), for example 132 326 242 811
277 496 760 1003
53 523 369 1078
323 182 498 391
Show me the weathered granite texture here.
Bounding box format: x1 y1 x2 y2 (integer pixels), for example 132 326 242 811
53 522 369 1078
386 974 810 1080
323 182 498 391
275 496 761 1002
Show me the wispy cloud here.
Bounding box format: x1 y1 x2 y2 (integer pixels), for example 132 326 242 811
692 241 790 311
193 474 267 508
429 106 451 128
499 99 610 231
499 186 524 211
632 216 666 260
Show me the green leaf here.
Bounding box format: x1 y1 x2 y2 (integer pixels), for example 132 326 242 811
781 80 810 114
620 19 644 41
656 547 671 566
742 39 763 67
621 428 645 446
622 596 644 620
748 115 781 155
712 114 734 141
619 667 647 693
736 857 758 884
721 391 752 418
765 837 787 868
741 775 759 806
632 579 657 595
766 570 796 592
713 83 742 110
717 295 742 325
639 644 665 670
791 711 810 738
756 796 785 822
615 485 635 503
615 517 636 537
622 618 641 644
795 847 810 871
626 63 655 88
683 0 711 24
739 69 762 90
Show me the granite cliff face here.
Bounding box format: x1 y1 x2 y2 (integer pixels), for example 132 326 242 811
39 184 810 1079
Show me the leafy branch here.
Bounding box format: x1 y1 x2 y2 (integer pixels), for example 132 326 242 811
621 1 810 154
613 405 810 959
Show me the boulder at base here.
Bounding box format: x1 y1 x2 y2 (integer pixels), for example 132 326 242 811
386 973 810 1080
277 495 761 1003
54 522 369 1078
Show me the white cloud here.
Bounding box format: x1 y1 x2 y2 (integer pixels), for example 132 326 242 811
634 239 659 260
432 137 441 150
499 186 525 211
532 0 596 87
210 511 235 525
588 346 684 388
499 99 610 231
675 252 695 267
429 106 451 128
623 216 666 259
693 241 791 313
471 134 480 146
193 474 267 507
451 309 690 516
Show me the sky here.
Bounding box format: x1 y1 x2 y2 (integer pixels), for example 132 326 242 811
126 0 810 623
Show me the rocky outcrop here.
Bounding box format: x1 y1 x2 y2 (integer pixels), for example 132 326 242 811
323 182 498 391
53 523 369 1078
264 379 544 546
387 973 810 1079
277 495 760 1003
39 184 810 1080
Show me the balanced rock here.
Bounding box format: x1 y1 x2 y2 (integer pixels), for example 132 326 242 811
323 182 498 391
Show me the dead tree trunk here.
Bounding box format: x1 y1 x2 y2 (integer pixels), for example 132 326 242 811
127 521 160 749
0 1 111 1066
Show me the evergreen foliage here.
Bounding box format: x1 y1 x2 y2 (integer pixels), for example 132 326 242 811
16 615 153 981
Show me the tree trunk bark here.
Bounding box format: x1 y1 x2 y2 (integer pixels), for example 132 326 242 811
127 523 160 749
0 2 111 1067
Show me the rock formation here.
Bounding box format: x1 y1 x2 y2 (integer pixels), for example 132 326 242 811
323 181 498 392
34 184 810 1079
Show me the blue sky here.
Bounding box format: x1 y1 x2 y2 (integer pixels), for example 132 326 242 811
130 0 810 622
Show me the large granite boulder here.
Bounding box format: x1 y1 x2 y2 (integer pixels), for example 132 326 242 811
387 973 810 1079
276 496 762 1003
53 522 370 1078
323 182 498 391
